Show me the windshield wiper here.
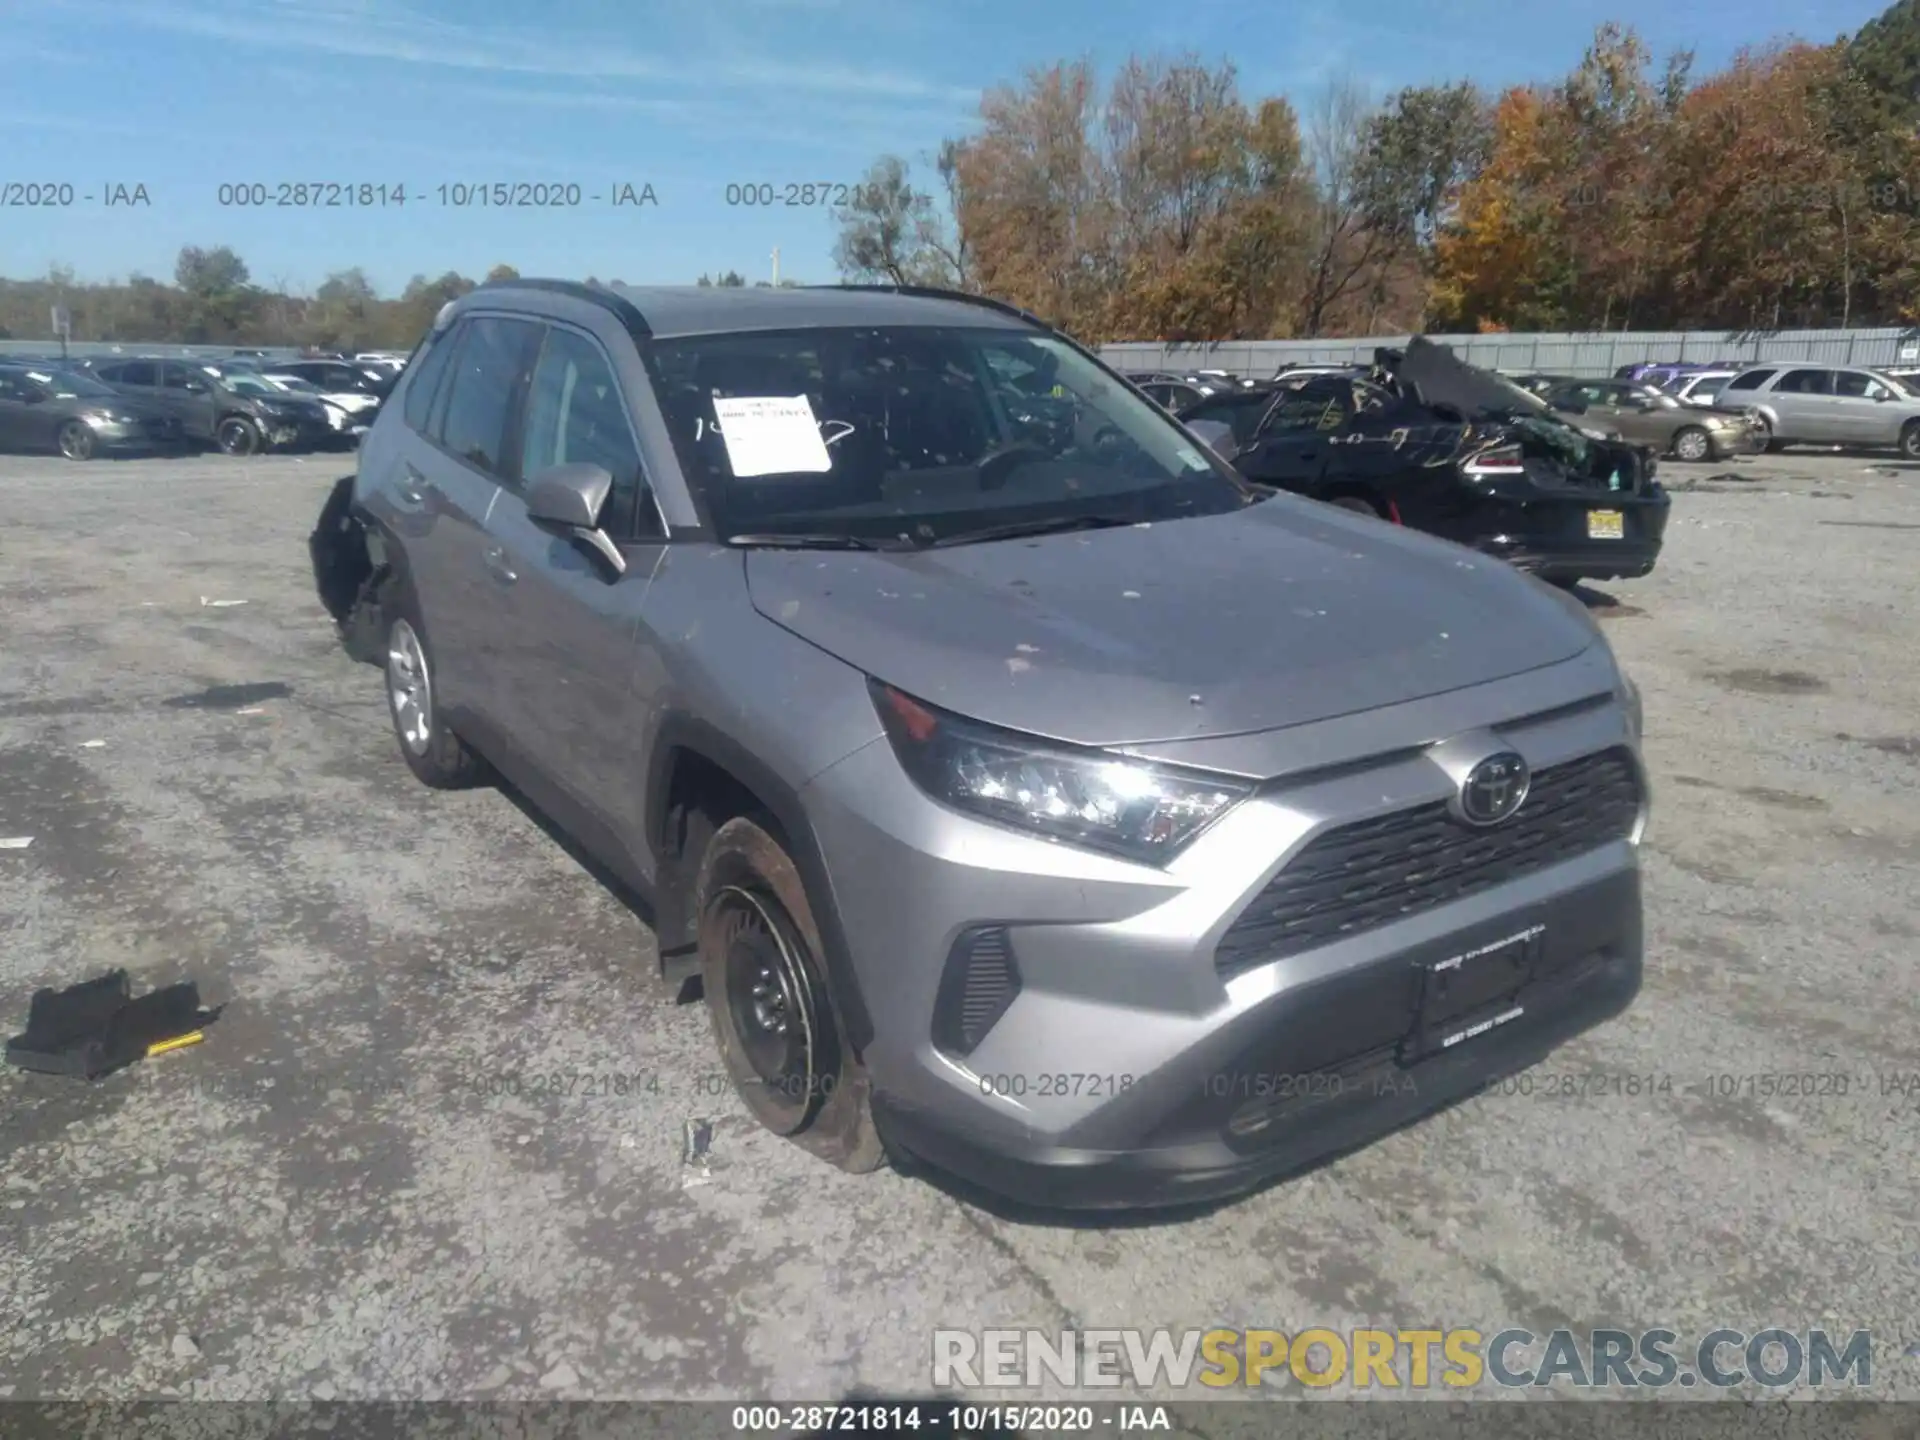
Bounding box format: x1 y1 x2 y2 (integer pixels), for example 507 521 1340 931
923 512 1141 549
725 531 915 551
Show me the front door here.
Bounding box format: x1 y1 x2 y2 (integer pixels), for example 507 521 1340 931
479 322 668 851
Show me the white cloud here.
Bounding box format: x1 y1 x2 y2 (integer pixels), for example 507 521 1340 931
55 0 977 103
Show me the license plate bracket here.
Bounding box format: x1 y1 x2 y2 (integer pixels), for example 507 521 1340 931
1588 509 1624 539
1399 926 1541 1064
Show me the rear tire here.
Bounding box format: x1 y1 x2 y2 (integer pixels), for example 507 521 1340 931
1327 494 1381 518
383 595 486 789
1900 421 1920 461
696 817 885 1174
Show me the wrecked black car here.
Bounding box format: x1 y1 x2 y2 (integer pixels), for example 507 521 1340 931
1178 337 1670 585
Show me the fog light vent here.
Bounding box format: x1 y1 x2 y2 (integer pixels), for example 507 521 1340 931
932 926 1022 1057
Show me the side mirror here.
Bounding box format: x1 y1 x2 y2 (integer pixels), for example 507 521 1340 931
526 461 625 576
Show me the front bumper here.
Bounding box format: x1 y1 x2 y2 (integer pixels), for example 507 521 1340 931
264 418 335 451
802 674 1646 1210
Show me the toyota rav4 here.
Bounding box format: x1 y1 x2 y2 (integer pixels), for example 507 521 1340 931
310 279 1650 1209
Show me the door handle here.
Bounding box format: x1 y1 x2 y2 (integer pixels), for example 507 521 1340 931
483 545 518 585
397 463 428 505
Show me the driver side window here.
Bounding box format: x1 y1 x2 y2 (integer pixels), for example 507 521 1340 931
519 326 656 540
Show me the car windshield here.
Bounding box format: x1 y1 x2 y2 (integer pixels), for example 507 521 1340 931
22 368 118 398
1870 370 1917 397
644 325 1258 544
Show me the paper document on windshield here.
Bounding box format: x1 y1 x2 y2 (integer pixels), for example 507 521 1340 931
712 395 833 478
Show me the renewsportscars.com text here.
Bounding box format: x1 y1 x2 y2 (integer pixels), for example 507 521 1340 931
932 1327 1873 1390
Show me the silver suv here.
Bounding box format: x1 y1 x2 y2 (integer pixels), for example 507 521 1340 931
310 279 1651 1210
1719 364 1920 456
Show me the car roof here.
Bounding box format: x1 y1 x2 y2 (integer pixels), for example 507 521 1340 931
461 279 1042 339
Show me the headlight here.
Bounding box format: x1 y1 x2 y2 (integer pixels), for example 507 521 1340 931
871 681 1251 864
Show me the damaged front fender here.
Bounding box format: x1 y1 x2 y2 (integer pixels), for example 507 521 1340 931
308 473 389 666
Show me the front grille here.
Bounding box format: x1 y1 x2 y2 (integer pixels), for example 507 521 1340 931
1214 747 1641 977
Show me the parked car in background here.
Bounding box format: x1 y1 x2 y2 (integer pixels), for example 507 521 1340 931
0 361 190 460
74 356 334 454
1717 364 1920 456
1511 373 1584 400
260 369 380 446
1180 338 1670 585
308 281 1650 1210
1130 375 1212 412
1541 378 1762 461
273 357 398 400
1664 370 1741 408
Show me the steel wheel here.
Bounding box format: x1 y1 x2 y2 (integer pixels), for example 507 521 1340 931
1672 426 1710 462
57 421 97 461
1901 422 1920 461
709 883 822 1134
386 618 434 756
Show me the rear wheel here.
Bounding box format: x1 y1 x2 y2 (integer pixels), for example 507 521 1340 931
384 597 486 788
1900 421 1920 461
696 817 885 1173
57 421 96 461
1671 426 1711 462
217 415 263 456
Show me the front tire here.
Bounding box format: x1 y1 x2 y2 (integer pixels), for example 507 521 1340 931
1671 426 1711 462
57 421 97 461
696 817 885 1173
217 415 263 456
384 601 485 789
1327 494 1382 517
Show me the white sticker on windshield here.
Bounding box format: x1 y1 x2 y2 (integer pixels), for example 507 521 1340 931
711 395 833 478
1175 445 1209 470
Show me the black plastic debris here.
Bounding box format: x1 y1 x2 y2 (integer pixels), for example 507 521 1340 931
5 968 218 1080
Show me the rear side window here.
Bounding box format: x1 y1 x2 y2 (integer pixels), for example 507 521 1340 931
436 316 541 475
1776 369 1832 395
402 328 459 433
1726 369 1774 391
117 361 158 386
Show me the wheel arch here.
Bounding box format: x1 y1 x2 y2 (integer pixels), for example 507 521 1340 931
644 714 874 1050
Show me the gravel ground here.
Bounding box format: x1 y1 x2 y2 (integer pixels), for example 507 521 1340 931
0 448 1916 1411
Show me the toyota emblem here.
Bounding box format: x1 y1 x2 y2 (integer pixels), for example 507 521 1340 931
1455 752 1530 826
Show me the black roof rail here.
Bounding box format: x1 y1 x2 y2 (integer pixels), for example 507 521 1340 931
474 277 652 337
804 283 1052 333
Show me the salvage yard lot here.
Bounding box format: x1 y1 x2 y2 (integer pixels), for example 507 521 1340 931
1 450 1917 1402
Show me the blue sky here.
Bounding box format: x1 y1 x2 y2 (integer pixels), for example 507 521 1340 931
2 0 1889 297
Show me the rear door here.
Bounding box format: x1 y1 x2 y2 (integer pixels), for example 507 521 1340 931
1770 368 1836 440
391 313 543 724
479 322 667 842
1238 387 1346 488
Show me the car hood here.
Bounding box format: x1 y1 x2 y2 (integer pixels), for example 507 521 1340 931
745 499 1597 748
